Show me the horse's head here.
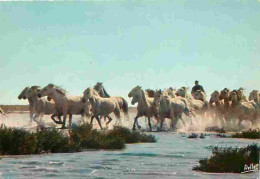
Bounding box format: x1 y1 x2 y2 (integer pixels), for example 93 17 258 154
128 86 142 105
18 87 30 100
162 88 176 98
94 82 103 93
176 87 187 97
25 86 41 98
229 90 238 102
82 88 96 102
145 89 155 98
237 87 247 101
249 90 259 101
219 88 230 100
38 83 56 98
153 90 162 108
210 90 220 103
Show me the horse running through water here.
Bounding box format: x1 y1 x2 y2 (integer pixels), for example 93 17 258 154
176 87 205 117
153 90 191 131
229 90 259 128
38 84 91 129
128 86 158 131
24 86 63 125
82 88 121 130
93 82 128 117
18 87 34 122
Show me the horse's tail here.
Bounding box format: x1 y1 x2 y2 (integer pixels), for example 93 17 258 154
114 106 121 119
121 98 129 116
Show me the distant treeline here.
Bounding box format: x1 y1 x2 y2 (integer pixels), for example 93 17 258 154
0 105 29 112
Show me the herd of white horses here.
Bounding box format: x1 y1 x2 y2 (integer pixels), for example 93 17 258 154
1 82 258 131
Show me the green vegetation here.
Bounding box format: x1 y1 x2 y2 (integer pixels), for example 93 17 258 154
69 123 125 150
232 129 260 139
108 126 157 143
0 123 157 155
205 126 226 133
0 124 76 155
193 144 259 173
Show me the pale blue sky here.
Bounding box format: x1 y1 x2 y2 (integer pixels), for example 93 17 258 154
0 0 259 105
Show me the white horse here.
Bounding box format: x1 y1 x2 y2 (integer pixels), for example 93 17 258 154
128 86 158 131
176 87 205 116
18 87 34 121
82 88 121 130
209 90 226 125
153 90 191 131
24 86 63 125
93 82 128 116
229 90 258 128
38 84 91 129
249 90 260 108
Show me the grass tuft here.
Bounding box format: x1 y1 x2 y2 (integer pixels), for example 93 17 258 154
232 129 260 139
193 144 259 173
205 126 226 133
108 126 157 143
0 123 157 155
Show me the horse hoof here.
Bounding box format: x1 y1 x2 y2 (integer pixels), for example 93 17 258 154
60 126 67 129
137 125 141 129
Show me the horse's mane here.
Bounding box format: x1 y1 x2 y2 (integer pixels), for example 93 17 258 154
92 88 100 96
140 88 149 106
102 87 110 97
94 82 110 97
222 88 230 92
49 84 66 95
31 85 41 90
145 89 155 98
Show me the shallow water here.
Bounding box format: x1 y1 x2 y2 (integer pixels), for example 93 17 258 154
0 113 259 178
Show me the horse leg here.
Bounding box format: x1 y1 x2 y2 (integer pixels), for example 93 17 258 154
148 117 152 132
171 117 178 132
61 114 67 129
51 113 62 124
95 116 103 130
133 116 139 131
38 114 45 129
29 111 34 123
160 118 164 131
68 114 73 129
106 115 113 126
32 113 39 124
136 118 141 129
90 116 95 125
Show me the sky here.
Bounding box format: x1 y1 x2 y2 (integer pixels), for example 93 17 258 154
0 0 259 105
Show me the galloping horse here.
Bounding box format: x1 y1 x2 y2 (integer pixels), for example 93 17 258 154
128 86 158 131
24 86 62 125
38 84 91 129
93 82 128 116
153 90 190 131
82 88 121 129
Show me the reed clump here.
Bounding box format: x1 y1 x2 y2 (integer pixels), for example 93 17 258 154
193 144 259 173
